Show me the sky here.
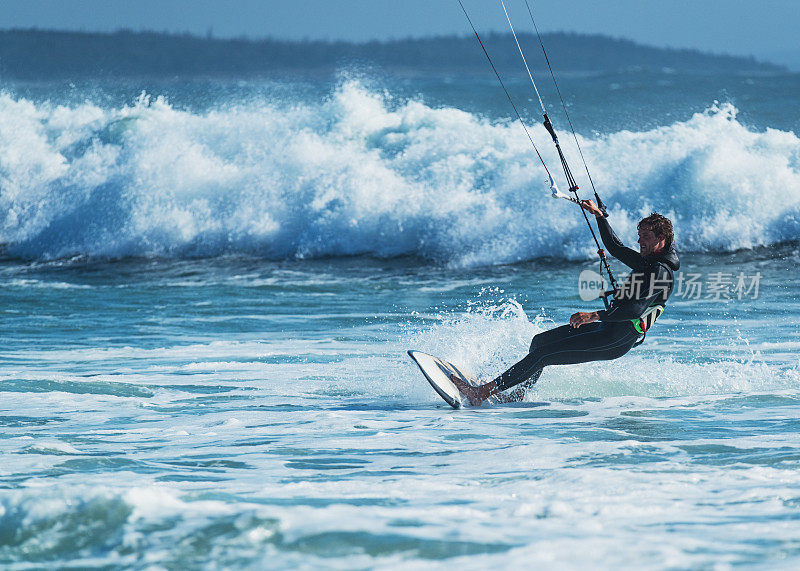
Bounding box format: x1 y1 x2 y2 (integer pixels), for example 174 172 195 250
2 0 798 69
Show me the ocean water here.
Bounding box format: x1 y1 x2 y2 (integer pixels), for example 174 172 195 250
1 64 800 569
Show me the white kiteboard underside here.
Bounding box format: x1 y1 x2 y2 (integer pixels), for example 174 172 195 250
408 350 479 409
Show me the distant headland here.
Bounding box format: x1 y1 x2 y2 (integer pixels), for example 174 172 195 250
0 28 785 79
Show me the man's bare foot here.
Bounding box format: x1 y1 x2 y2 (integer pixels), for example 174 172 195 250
449 374 496 406
449 374 480 405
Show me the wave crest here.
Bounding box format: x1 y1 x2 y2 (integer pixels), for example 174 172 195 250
1 84 798 264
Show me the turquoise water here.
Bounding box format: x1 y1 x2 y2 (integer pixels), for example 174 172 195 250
1 67 800 568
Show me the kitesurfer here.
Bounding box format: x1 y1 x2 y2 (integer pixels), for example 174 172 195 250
451 201 680 405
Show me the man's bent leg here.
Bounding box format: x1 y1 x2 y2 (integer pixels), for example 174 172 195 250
491 324 578 393
492 322 638 397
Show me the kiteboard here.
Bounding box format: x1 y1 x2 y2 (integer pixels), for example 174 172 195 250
407 350 480 409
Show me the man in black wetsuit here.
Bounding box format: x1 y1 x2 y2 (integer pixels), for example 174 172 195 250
452 199 680 405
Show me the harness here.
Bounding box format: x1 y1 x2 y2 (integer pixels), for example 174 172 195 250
632 303 665 335
630 303 664 348
629 261 672 347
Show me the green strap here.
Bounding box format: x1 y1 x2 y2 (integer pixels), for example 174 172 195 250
632 304 665 335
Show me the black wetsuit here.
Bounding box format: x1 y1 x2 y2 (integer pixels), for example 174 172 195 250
494 216 681 395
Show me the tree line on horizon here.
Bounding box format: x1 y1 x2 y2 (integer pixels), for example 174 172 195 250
0 28 782 80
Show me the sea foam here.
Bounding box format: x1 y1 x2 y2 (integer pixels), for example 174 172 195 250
1 83 798 265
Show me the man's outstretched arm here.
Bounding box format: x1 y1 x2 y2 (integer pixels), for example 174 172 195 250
580 200 648 271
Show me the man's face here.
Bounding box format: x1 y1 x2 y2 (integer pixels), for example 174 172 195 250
638 225 666 255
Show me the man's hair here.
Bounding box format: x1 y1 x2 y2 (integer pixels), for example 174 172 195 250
638 212 674 249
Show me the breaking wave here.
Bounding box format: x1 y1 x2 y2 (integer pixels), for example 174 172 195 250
1 82 798 265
